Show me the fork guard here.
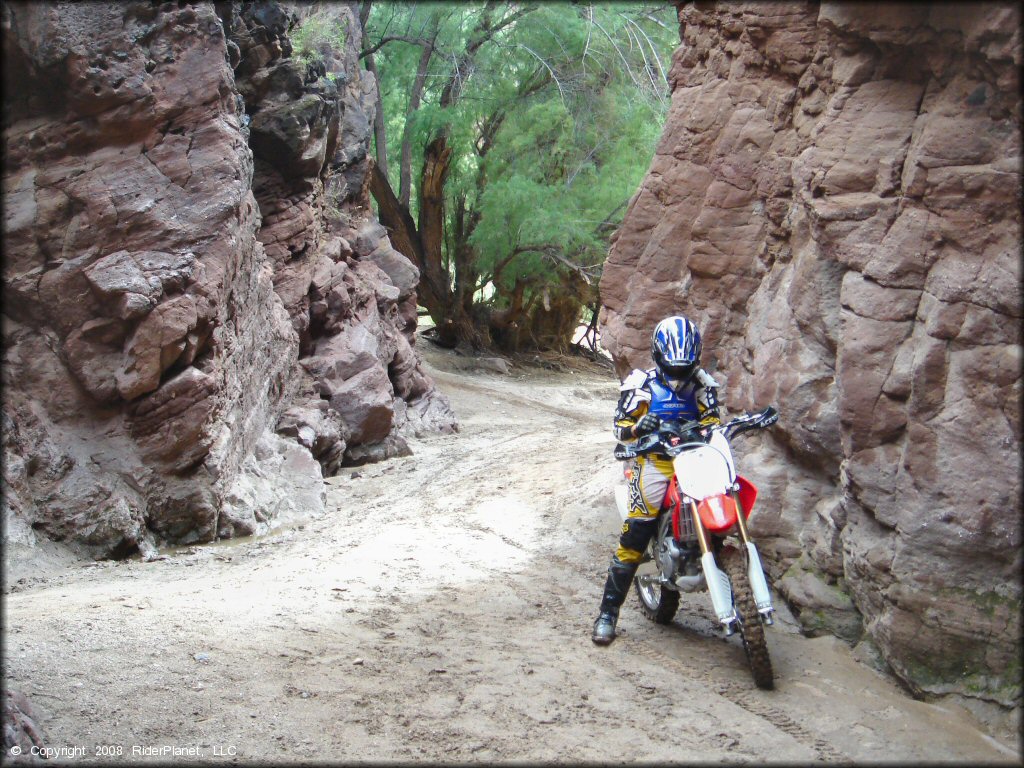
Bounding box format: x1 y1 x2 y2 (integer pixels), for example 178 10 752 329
702 551 737 626
745 541 774 615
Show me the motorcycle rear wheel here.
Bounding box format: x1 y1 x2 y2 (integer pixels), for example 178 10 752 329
634 549 679 624
722 547 774 690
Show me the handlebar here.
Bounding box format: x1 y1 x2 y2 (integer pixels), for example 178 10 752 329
613 406 778 461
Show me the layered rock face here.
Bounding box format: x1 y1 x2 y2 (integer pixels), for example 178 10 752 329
2 1 454 559
600 2 1021 709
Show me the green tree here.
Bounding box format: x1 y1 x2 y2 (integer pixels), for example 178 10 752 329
359 1 676 350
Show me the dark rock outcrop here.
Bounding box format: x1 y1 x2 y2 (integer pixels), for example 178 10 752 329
1 1 455 558
599 1 1021 712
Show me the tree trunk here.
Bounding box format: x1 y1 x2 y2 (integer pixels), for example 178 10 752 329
417 133 452 306
359 3 388 179
399 40 435 207
369 163 440 309
452 196 477 317
364 53 389 179
370 159 483 350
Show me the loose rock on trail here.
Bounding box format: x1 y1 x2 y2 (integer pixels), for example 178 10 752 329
4 345 1018 763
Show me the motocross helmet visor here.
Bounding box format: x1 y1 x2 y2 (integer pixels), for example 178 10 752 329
651 316 702 392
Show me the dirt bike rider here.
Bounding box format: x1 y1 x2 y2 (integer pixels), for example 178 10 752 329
592 315 722 645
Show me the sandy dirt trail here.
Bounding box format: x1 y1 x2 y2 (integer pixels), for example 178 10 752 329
4 345 1019 764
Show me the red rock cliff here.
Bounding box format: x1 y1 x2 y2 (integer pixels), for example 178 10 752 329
2 2 455 558
599 1 1021 710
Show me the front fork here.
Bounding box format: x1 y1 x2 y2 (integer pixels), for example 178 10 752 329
689 500 737 632
688 490 775 633
730 489 775 625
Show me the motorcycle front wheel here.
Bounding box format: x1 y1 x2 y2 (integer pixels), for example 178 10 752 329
721 546 774 689
634 544 679 624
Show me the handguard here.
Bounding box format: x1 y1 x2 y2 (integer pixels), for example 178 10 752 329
722 406 778 440
614 435 659 460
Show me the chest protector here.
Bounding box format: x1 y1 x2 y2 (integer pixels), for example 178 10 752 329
646 376 700 421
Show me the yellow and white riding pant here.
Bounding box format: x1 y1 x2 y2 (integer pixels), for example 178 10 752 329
614 455 675 565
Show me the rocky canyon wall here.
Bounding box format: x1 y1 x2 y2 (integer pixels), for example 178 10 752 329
599 2 1021 711
2 1 455 562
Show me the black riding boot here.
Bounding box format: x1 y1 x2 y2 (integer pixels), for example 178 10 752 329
592 559 638 645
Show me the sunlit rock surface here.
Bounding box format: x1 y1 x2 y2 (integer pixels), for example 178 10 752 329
599 1 1021 709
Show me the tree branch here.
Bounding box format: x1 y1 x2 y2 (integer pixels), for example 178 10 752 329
369 162 423 269
594 197 630 236
489 250 521 287
516 42 567 107
623 14 667 83
487 4 539 39
582 4 593 74
440 3 539 107
475 110 505 158
589 15 641 90
509 243 597 285
622 13 666 100
360 34 434 59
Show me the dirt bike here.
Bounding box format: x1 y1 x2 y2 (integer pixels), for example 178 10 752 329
613 407 780 689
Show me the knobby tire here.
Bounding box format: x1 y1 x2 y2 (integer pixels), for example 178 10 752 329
636 577 679 624
635 540 679 624
722 547 774 690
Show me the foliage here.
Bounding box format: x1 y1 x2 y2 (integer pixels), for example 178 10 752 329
292 11 349 72
361 1 678 350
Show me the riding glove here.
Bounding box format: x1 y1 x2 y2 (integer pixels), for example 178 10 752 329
633 413 661 438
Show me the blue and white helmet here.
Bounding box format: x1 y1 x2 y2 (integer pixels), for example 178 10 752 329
651 316 702 392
